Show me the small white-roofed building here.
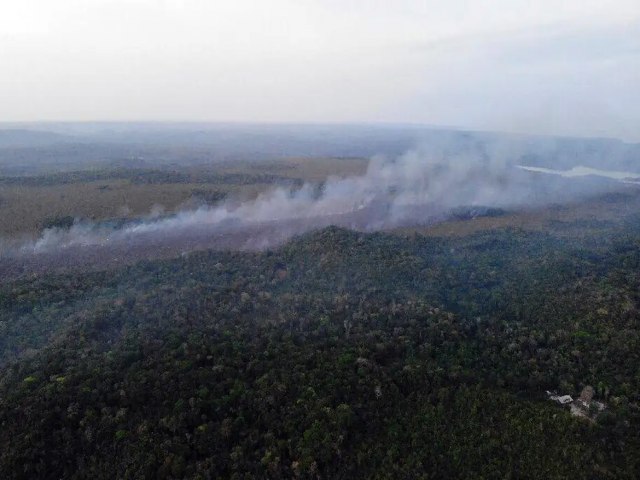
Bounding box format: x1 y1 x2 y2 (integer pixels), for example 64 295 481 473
557 395 573 404
546 391 573 404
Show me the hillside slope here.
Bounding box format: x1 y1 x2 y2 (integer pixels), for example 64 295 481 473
2 218 640 478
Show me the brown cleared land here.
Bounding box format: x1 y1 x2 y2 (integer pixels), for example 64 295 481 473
252 157 368 181
393 190 640 239
0 157 369 238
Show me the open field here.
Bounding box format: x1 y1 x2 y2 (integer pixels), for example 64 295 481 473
0 157 368 239
2 186 639 281
396 190 640 239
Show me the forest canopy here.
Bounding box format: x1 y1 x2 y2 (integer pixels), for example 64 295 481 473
2 205 640 478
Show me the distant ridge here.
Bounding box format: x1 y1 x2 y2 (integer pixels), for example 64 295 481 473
0 129 74 148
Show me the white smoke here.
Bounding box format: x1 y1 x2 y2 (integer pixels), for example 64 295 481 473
11 145 634 256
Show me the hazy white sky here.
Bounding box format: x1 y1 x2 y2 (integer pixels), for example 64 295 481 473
1 0 639 140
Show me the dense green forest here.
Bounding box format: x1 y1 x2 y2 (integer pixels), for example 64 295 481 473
2 214 640 478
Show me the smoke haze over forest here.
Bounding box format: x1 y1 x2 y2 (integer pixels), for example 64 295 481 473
0 125 636 260
1 0 637 256
5 3 640 478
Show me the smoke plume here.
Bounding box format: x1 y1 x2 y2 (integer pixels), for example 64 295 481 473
20 151 495 253
10 144 634 258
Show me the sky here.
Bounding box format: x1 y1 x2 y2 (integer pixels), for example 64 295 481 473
1 0 639 140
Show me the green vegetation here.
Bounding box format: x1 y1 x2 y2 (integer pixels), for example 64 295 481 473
2 211 640 478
